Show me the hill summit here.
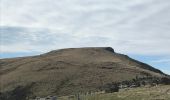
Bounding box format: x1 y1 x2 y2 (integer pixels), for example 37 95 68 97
0 47 168 98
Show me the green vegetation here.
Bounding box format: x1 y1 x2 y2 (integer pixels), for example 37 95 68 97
58 85 170 100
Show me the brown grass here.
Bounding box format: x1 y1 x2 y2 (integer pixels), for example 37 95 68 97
0 47 166 97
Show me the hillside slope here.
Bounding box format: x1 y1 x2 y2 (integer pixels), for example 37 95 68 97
58 85 170 100
0 47 167 97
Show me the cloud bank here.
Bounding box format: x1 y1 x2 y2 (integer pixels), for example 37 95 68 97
0 0 170 56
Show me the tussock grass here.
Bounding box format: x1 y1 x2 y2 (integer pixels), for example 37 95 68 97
58 85 170 100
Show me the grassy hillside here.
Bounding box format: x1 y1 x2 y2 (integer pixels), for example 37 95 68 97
58 85 170 100
0 47 168 99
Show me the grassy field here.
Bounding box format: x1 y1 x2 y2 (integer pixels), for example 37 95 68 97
58 85 170 100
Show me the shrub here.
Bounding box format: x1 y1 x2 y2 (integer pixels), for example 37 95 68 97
104 83 119 93
161 77 170 85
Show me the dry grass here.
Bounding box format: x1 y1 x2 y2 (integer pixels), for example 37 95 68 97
0 47 167 97
58 85 170 100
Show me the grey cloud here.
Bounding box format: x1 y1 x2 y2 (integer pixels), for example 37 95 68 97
0 0 170 55
0 27 76 52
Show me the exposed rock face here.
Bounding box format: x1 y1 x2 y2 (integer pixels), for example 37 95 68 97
104 47 115 53
0 47 168 98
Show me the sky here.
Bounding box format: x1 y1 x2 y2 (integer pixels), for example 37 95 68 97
0 0 170 74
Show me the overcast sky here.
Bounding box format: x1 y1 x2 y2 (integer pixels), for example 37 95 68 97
0 0 170 74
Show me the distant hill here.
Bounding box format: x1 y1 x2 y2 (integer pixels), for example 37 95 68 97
0 47 168 99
